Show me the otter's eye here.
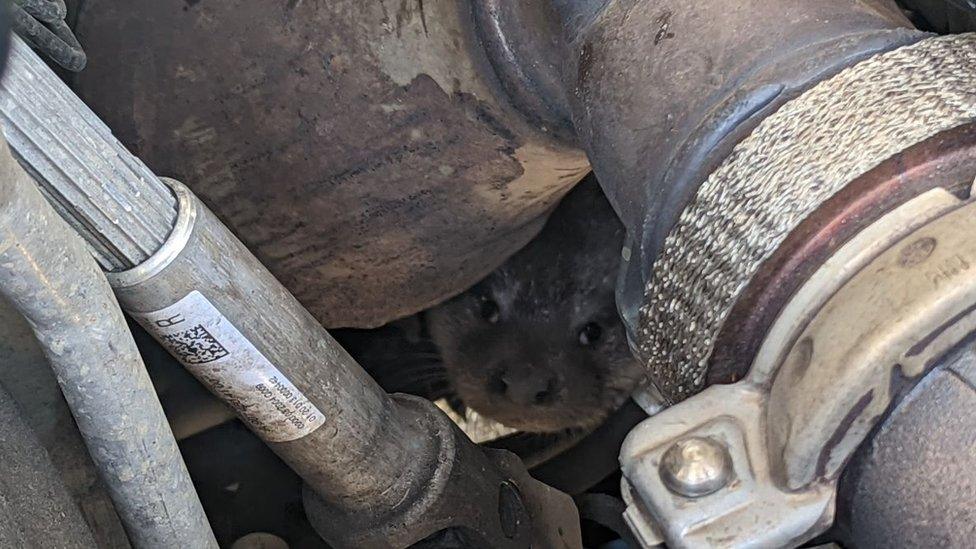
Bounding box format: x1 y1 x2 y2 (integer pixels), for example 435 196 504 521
578 322 602 346
479 298 500 324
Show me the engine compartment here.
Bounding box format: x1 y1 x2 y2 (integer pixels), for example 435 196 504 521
0 1 974 547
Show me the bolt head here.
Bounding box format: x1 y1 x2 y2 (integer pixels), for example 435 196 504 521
659 436 732 498
497 481 526 539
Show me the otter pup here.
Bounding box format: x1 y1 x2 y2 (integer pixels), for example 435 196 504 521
428 177 644 433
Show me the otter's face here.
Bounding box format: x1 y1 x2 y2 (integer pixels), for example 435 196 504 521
429 270 642 432
427 183 645 432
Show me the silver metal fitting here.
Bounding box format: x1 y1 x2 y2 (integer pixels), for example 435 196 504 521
659 437 732 498
105 178 197 289
622 184 976 548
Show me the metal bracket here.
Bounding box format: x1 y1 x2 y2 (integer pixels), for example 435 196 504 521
621 187 976 548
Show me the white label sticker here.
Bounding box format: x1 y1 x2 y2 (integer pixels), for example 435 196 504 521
130 291 325 442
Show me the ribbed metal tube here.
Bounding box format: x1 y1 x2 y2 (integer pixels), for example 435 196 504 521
0 35 176 270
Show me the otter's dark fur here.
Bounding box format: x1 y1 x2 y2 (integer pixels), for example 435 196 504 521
428 177 644 432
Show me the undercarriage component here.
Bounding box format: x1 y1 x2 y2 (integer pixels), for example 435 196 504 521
472 0 923 358
112 179 581 548
73 0 590 328
620 164 976 546
838 340 976 548
640 33 976 400
303 395 581 548
14 0 976 546
0 129 215 546
67 0 935 378
69 0 923 337
612 31 976 546
0 35 178 271
0 31 581 548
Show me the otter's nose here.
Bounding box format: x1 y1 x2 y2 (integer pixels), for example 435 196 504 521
493 367 561 406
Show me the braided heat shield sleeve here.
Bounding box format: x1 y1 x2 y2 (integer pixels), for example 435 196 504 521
638 33 976 401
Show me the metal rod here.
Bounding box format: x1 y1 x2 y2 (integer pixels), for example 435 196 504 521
0 32 486 514
110 180 581 548
0 137 216 548
0 35 177 271
0 31 497 535
111 179 443 512
0 26 579 547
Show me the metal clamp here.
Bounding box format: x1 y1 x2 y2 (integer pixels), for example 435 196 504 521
621 187 976 548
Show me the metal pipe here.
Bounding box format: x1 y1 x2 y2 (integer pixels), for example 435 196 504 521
111 179 443 510
0 137 216 548
563 0 925 400
0 8 581 542
0 27 577 547
110 180 582 548
487 0 920 400
0 35 178 271
469 1 926 400
3 17 426 504
0 37 410 497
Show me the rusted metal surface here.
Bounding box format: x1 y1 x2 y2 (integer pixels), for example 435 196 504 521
73 0 588 328
304 395 583 548
110 179 581 547
561 0 920 341
708 123 976 386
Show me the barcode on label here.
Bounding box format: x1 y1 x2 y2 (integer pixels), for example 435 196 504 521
160 325 230 364
129 291 325 442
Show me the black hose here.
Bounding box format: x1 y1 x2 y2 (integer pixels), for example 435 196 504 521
15 0 65 25
10 0 85 71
